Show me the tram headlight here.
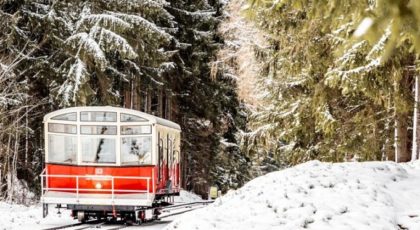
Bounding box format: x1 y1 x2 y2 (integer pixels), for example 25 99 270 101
95 182 102 189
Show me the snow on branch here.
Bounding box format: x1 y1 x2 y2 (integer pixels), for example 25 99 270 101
159 62 176 71
108 12 173 42
91 26 137 59
336 58 380 77
102 0 170 10
335 40 367 66
366 28 391 60
79 14 131 31
121 0 175 23
57 58 88 106
169 6 215 19
65 32 107 70
0 63 8 72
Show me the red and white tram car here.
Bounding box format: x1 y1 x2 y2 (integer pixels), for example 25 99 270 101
40 106 181 222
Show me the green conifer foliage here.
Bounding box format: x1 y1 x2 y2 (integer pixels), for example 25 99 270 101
167 0 251 195
244 0 415 165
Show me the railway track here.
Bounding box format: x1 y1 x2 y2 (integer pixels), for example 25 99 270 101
43 221 128 230
43 220 105 230
159 201 213 219
44 201 214 230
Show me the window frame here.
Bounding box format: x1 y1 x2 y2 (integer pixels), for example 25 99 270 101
80 125 118 135
47 133 78 165
45 109 158 166
48 123 77 134
80 135 117 164
120 125 152 135
120 135 153 165
80 111 117 122
120 113 148 122
51 112 77 121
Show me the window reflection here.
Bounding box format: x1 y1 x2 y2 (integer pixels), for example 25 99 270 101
121 125 151 135
81 125 117 135
81 137 116 163
51 112 77 121
121 136 152 165
48 135 77 163
48 123 77 134
121 113 147 122
80 111 117 122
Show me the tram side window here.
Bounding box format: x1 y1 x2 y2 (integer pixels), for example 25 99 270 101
80 111 117 122
81 137 116 163
51 112 76 121
48 123 77 134
121 136 152 165
48 135 77 163
121 113 147 122
81 125 117 135
121 125 151 135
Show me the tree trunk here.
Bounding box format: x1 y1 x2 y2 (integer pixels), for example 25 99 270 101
25 106 28 166
395 111 410 162
412 74 420 161
123 81 132 109
132 79 141 111
381 114 391 161
394 69 411 163
5 133 11 201
146 88 152 113
158 88 163 117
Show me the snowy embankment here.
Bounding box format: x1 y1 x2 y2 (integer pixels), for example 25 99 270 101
166 161 420 230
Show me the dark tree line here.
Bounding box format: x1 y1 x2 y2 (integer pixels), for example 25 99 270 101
0 0 251 201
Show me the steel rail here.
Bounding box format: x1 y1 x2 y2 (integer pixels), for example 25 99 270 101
42 219 105 230
161 200 214 210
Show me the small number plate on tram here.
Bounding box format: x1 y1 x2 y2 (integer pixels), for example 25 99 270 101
95 168 103 175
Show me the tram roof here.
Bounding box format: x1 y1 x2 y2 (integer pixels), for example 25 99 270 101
43 106 181 131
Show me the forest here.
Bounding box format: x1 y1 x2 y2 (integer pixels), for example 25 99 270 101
1 0 420 203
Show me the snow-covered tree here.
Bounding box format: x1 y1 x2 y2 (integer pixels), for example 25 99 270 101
0 0 249 200
242 0 416 165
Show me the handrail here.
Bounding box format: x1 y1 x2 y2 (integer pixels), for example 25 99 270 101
42 188 148 192
40 171 152 203
41 174 151 180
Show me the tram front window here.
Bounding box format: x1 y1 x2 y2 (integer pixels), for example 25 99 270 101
48 135 77 163
121 136 152 165
81 137 116 163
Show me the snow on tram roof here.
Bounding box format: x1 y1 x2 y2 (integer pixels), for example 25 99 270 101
43 106 181 130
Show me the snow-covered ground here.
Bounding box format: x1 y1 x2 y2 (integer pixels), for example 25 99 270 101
173 190 203 203
5 161 420 230
0 190 204 230
165 160 420 230
0 202 76 230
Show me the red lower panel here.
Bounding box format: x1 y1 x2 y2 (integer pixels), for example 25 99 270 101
46 164 157 194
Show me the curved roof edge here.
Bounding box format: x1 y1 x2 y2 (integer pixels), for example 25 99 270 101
43 106 181 131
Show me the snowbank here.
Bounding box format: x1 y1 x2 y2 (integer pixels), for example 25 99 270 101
174 190 204 203
0 202 76 230
166 160 420 230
